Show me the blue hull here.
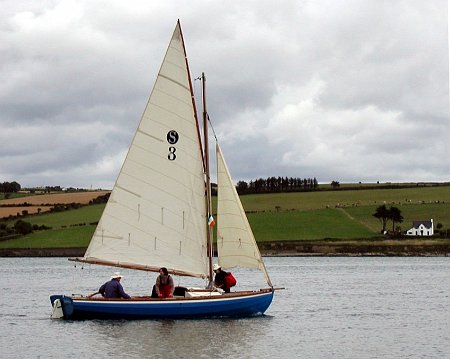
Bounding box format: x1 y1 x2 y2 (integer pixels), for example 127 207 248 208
50 290 274 320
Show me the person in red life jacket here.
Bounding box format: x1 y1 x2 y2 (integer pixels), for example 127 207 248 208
90 272 131 299
213 264 236 293
155 267 174 298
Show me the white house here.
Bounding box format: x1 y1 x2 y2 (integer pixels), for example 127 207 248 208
405 219 434 236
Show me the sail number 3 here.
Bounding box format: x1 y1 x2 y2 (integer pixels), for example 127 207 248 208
167 130 179 161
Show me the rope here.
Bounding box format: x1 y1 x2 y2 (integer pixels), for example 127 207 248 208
207 114 218 142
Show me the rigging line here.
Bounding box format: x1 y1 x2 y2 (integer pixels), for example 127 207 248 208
193 75 201 96
193 74 217 142
207 114 218 142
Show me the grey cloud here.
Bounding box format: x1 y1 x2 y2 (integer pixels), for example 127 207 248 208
0 0 448 188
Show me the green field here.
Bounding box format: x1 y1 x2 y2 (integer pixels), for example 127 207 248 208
248 208 375 241
238 186 450 212
0 204 105 249
24 204 105 228
1 185 450 248
0 226 95 248
0 192 33 200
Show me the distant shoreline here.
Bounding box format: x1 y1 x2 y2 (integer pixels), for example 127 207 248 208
1 239 449 257
258 239 450 257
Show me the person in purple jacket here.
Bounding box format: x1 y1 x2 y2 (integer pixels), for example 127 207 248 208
91 272 131 299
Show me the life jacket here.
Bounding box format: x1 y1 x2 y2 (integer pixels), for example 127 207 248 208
224 272 237 288
158 275 173 298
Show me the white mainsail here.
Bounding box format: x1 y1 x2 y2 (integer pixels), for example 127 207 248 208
216 144 273 287
81 22 208 278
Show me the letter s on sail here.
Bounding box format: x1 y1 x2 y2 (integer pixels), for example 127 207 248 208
167 130 179 144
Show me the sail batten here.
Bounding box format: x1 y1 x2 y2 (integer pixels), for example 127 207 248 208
115 185 141 198
136 129 164 143
158 73 191 91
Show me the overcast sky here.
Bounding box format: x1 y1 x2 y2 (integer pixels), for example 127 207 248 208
1 0 448 189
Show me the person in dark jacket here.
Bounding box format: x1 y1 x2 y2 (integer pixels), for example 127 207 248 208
92 272 131 299
213 264 231 293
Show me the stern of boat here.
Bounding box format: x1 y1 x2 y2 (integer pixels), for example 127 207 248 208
50 295 74 320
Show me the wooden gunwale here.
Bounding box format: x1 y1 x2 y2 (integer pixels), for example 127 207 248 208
72 288 274 301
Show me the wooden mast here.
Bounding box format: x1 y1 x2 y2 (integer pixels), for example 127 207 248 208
180 21 212 283
178 19 205 172
201 72 214 286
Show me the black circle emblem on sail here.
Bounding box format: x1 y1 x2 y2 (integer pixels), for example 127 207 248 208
167 130 179 161
167 130 179 144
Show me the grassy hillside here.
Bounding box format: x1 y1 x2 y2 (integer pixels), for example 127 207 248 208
248 208 375 241
24 204 105 228
0 226 95 248
0 193 30 200
0 204 104 249
238 186 450 212
1 185 450 248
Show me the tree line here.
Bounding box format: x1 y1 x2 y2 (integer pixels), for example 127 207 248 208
235 177 319 195
0 181 21 193
0 182 92 195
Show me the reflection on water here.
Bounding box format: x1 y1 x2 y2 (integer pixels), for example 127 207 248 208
0 257 449 358
87 316 272 358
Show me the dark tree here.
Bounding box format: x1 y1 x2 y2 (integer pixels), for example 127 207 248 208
373 205 403 234
389 206 403 232
14 220 33 235
331 180 340 189
0 181 21 193
373 204 390 233
313 178 318 189
236 181 248 194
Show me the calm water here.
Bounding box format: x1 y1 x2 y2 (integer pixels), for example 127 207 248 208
0 256 449 358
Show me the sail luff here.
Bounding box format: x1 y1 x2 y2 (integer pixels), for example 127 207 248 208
80 22 209 278
216 144 273 287
178 20 205 174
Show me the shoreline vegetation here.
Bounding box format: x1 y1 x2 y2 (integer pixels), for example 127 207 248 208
1 184 450 257
1 239 449 257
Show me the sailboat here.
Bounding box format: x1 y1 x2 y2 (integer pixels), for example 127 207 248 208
50 20 275 320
